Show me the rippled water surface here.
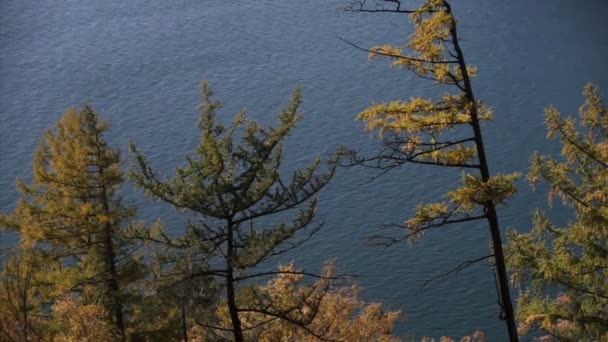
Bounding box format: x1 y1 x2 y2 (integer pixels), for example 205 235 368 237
2 0 608 338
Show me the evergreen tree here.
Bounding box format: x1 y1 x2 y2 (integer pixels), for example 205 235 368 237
344 1 519 339
1 106 143 339
130 81 337 341
507 83 608 341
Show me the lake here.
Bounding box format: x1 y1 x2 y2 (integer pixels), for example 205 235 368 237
1 0 607 339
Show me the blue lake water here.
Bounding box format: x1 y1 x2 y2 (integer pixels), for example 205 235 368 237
2 0 608 339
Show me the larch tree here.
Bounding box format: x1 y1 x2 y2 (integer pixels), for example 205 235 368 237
130 81 338 342
0 106 143 340
507 83 608 341
343 0 519 339
0 249 50 341
190 262 403 342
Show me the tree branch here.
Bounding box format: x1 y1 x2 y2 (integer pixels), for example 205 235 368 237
419 254 495 292
338 37 458 64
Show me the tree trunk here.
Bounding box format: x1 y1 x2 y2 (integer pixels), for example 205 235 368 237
182 298 188 342
22 294 28 341
226 221 244 342
96 141 125 340
445 3 519 340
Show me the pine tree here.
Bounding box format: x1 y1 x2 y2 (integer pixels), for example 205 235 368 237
1 105 142 339
344 1 519 339
130 81 337 341
507 83 608 341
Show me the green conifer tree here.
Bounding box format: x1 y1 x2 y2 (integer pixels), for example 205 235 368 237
1 106 143 340
344 1 519 339
507 83 608 341
130 81 337 341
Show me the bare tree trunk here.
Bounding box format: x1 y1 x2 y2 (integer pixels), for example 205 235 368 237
445 3 518 340
226 220 244 342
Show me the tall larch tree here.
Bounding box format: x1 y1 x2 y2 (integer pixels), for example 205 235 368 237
507 83 608 341
0 106 142 340
130 81 338 341
344 0 519 339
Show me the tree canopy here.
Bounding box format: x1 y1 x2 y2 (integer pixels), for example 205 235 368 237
0 105 145 340
130 81 342 341
508 83 608 341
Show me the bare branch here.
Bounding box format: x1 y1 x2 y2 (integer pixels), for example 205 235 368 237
344 0 434 14
370 214 486 247
419 254 495 292
235 307 343 342
235 270 351 282
338 37 458 64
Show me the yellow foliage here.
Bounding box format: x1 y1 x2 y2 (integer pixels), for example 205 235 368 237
405 173 520 237
446 173 521 211
52 295 116 342
358 94 491 137
426 144 477 165
420 331 486 342
191 263 403 341
367 2 478 86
